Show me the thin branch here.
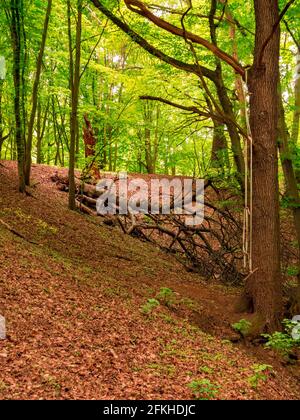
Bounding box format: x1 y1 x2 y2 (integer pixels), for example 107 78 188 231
139 95 224 123
284 19 300 51
80 19 108 79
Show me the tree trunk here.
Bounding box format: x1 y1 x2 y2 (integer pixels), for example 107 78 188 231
0 80 4 159
10 0 25 193
36 100 49 164
245 0 282 332
24 0 52 186
211 121 229 172
68 0 82 210
145 127 153 174
209 0 244 187
292 50 300 182
83 114 100 179
278 92 300 314
292 51 300 147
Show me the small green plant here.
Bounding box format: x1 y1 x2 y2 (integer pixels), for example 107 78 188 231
141 298 160 315
43 374 61 397
262 319 300 356
181 297 198 310
232 319 252 336
200 366 213 374
263 331 294 354
157 287 175 307
37 219 58 234
147 363 176 377
286 266 299 276
188 379 220 400
248 364 273 389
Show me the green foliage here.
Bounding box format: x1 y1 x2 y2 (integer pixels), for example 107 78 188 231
188 379 220 400
141 298 160 315
200 366 214 374
157 287 176 307
141 287 176 315
248 364 274 389
232 319 252 337
262 319 300 356
286 266 300 277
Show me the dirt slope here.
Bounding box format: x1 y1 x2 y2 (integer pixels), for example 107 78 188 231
0 161 299 400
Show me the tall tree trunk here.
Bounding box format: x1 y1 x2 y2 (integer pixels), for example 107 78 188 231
36 100 49 164
292 50 300 182
24 0 52 186
36 101 42 164
245 0 282 331
209 0 244 187
219 0 247 129
10 0 25 192
83 114 100 179
215 77 245 184
211 120 229 172
278 93 300 313
68 0 82 210
292 51 300 146
145 127 153 174
0 80 4 158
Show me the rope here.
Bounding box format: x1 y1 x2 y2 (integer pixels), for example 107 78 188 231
242 69 253 272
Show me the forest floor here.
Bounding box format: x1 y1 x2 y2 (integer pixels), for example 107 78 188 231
0 161 299 400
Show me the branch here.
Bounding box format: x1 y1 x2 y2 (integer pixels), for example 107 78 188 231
139 95 224 123
148 3 254 36
80 20 107 80
89 0 217 82
0 130 12 143
124 0 245 77
284 19 300 51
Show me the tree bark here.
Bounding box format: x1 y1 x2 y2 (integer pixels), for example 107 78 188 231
24 0 52 186
10 0 25 193
278 92 300 313
292 51 300 146
245 0 282 331
83 114 100 179
68 0 82 210
211 120 229 172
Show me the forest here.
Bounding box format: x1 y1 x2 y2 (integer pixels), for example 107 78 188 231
0 0 300 402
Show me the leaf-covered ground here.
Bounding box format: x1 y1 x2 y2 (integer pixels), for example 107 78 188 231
0 161 299 400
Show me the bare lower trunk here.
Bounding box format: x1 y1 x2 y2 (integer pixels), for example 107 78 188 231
211 121 229 172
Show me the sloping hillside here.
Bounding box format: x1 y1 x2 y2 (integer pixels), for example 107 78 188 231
0 161 298 400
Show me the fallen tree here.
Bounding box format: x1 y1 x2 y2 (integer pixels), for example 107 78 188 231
51 172 245 284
